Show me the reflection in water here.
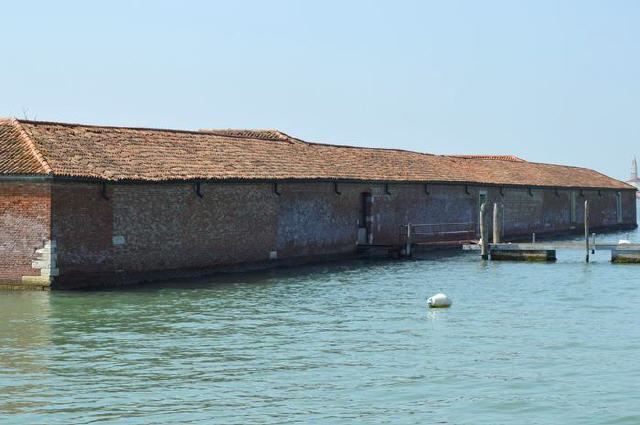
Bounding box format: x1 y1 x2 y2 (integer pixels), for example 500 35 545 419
0 226 640 424
0 292 52 414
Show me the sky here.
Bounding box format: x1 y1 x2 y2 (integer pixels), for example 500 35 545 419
0 0 638 180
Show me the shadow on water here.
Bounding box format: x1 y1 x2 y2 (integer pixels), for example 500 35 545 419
79 256 417 293
75 221 640 294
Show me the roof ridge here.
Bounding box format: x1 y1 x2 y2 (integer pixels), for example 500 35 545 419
270 130 309 144
12 119 434 156
512 159 600 171
203 128 282 132
15 118 216 136
199 128 294 142
17 119 434 155
302 140 438 156
449 154 525 162
16 119 307 144
10 119 52 174
446 155 608 170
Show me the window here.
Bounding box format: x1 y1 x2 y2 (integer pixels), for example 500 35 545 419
616 192 623 224
570 191 577 223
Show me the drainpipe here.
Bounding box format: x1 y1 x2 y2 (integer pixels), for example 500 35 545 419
100 182 109 201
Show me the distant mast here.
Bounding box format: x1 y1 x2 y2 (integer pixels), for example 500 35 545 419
628 157 640 199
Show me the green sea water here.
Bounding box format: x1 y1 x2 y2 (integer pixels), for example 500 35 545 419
1 226 640 424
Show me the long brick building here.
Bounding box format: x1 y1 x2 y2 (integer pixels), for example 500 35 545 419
0 118 636 289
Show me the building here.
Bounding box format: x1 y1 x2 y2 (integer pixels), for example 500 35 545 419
0 118 636 289
625 157 640 198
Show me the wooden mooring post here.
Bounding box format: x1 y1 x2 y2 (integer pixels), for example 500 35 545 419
584 200 590 263
480 202 489 260
492 202 502 244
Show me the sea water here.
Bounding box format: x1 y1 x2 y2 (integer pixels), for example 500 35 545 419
1 226 640 424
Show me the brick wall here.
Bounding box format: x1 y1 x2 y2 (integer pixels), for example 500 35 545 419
369 184 476 244
622 190 637 224
1 179 634 288
51 182 113 286
276 182 365 258
110 183 279 273
457 186 637 239
0 181 51 288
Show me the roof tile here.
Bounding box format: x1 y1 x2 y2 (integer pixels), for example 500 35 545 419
0 119 632 190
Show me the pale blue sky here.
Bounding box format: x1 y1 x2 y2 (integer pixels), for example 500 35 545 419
1 0 638 180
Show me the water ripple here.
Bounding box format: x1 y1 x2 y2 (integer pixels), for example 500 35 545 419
2 232 640 424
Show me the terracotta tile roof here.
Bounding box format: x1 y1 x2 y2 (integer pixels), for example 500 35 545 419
0 118 50 174
199 129 300 142
451 155 525 162
0 118 632 190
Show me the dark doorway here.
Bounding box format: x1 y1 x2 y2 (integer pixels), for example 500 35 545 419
358 192 372 244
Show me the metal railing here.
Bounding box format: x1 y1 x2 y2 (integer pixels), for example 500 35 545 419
399 222 476 249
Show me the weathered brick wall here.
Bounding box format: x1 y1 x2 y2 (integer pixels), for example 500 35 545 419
51 182 113 286
583 191 618 227
622 190 637 224
370 184 476 244
36 180 637 288
275 183 362 258
110 183 279 272
500 189 547 233
464 187 636 238
277 183 475 248
0 181 51 287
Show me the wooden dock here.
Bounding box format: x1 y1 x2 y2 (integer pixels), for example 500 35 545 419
463 241 640 262
398 201 638 263
463 242 640 251
463 200 639 263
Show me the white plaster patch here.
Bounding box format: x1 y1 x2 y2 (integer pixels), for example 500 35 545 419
39 268 59 277
26 239 59 283
112 235 126 246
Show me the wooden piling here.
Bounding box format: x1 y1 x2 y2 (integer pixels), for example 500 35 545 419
585 200 590 263
492 203 502 244
480 202 488 260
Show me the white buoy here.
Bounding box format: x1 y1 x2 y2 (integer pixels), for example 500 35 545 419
427 293 452 308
